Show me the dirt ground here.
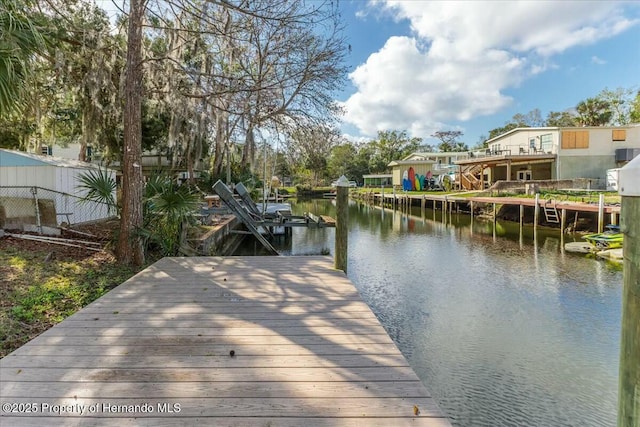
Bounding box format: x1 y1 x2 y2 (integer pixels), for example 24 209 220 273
0 218 118 259
0 219 131 356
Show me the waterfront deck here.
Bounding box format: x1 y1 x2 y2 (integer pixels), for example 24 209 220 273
0 256 450 426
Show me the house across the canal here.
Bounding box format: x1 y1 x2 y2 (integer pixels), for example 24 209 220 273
456 124 640 190
362 173 393 187
387 152 470 188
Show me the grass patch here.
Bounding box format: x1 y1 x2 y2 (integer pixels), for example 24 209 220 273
499 190 620 204
0 246 139 357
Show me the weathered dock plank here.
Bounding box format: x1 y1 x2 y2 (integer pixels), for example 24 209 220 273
1 256 450 426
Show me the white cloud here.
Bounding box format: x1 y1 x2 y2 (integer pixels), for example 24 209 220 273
342 1 639 138
591 56 607 65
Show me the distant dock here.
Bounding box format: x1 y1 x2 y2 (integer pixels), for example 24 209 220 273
1 256 450 426
357 191 620 231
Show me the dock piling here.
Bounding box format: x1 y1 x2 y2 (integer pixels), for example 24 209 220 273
534 193 540 230
334 176 349 273
618 157 640 427
598 193 605 233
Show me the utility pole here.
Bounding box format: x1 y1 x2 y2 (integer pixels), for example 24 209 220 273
617 155 640 427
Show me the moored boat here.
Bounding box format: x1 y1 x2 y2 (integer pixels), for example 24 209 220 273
564 241 595 253
595 248 623 263
582 225 623 249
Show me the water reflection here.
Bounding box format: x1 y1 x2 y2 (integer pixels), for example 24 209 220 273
235 198 622 427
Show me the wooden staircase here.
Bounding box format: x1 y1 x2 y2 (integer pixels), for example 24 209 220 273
460 164 484 190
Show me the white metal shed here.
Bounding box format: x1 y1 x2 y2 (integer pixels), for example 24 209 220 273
0 149 116 228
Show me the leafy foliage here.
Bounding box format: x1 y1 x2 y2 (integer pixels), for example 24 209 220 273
545 111 576 127
431 130 467 152
368 130 422 173
77 168 118 216
576 97 612 126
0 0 48 116
141 175 202 256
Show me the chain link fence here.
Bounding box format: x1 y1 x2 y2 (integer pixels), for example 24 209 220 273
0 186 114 233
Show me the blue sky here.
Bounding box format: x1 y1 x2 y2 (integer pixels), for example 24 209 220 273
337 1 640 147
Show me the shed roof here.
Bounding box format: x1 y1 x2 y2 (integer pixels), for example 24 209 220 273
388 159 436 167
401 151 470 161
0 149 102 169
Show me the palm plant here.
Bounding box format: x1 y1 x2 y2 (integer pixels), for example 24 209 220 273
77 168 118 216
0 0 47 116
78 170 202 257
141 175 201 256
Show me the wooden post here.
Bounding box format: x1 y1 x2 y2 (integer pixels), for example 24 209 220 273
334 176 349 273
492 202 497 227
393 187 396 210
421 195 425 212
611 212 618 226
534 193 539 231
618 158 640 427
381 186 384 207
598 193 605 233
519 204 524 228
561 208 567 234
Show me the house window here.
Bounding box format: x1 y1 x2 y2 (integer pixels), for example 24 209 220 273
41 145 52 155
561 130 589 149
540 134 553 152
612 129 626 141
529 138 536 149
517 170 532 181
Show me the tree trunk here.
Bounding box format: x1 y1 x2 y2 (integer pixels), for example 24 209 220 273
212 107 226 177
242 123 256 167
117 0 146 266
78 109 88 162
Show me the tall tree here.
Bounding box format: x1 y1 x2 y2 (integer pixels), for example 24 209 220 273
117 0 147 266
511 108 544 127
575 97 612 126
487 108 546 140
287 124 342 184
369 130 421 173
327 143 358 180
545 110 576 127
630 90 640 123
431 130 464 152
487 123 518 140
596 87 636 126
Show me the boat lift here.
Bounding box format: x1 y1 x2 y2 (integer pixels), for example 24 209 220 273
211 180 336 255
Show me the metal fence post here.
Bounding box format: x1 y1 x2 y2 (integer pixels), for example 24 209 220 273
30 187 42 234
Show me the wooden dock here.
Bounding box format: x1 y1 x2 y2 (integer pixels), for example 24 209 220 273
368 192 620 214
1 256 450 426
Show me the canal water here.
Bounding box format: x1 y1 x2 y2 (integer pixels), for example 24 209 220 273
235 198 622 427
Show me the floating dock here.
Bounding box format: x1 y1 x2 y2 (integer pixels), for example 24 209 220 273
0 256 450 426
